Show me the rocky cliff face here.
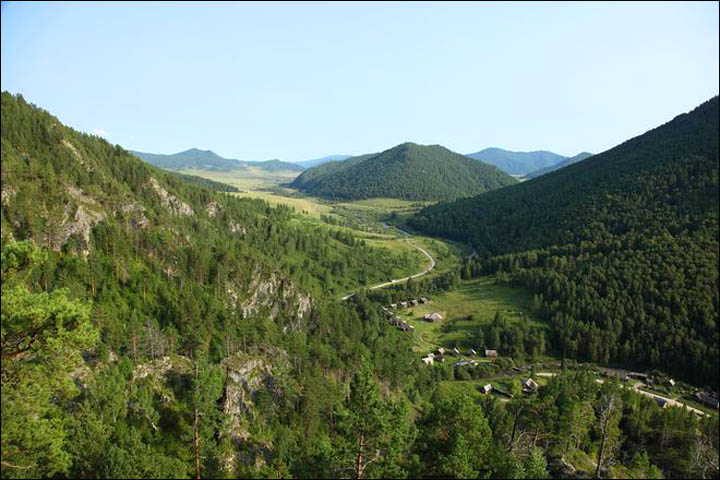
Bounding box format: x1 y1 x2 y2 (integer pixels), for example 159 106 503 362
148 177 194 216
226 270 313 330
125 350 289 474
219 349 290 473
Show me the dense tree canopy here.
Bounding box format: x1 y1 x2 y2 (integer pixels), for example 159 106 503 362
1 91 717 479
410 97 720 387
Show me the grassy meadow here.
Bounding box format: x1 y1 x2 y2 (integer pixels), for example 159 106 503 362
392 277 542 354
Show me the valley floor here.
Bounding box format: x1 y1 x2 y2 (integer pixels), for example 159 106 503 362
176 166 719 422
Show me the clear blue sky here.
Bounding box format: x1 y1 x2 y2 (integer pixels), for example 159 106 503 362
2 1 718 162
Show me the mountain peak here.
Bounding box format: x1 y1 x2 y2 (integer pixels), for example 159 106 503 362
291 142 517 201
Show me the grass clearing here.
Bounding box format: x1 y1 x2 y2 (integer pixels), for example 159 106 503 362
392 277 541 354
177 168 301 191
230 191 332 216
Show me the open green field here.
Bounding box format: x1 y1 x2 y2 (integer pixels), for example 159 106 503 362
333 197 432 212
393 277 542 354
177 168 301 191
231 190 333 216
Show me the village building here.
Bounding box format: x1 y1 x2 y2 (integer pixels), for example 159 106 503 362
390 303 397 309
451 348 460 356
453 360 471 368
398 322 414 332
400 301 408 308
485 349 498 358
419 297 429 304
480 384 493 395
668 379 676 387
436 347 446 356
466 349 478 357
604 369 628 382
695 392 719 409
424 312 443 322
522 378 539 393
422 356 434 366
410 299 419 306
654 397 669 409
628 372 649 381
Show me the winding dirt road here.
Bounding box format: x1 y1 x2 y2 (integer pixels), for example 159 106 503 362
341 228 436 301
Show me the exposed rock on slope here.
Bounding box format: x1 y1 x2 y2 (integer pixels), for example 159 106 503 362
148 177 194 216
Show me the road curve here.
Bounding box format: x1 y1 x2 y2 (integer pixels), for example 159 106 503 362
341 231 436 301
594 378 706 417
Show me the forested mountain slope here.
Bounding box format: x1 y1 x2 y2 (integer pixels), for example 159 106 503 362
290 142 517 201
465 147 568 175
525 151 594 179
2 92 718 480
0 92 423 477
410 97 720 386
131 147 304 172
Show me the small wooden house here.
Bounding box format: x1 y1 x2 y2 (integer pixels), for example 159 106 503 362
485 349 498 358
695 392 719 409
424 312 443 322
522 378 539 393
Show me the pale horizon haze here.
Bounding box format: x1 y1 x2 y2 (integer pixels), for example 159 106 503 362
1 1 718 162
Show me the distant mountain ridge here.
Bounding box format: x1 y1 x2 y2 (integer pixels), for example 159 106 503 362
295 154 352 169
131 148 304 172
525 152 594 179
466 147 582 175
291 142 517 201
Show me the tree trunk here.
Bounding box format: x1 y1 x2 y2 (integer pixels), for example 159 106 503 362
355 431 366 479
194 361 201 479
194 407 201 479
508 405 523 451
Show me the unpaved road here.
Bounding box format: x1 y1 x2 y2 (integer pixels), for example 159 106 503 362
341 229 435 301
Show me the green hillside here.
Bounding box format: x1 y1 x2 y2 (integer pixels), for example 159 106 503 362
289 152 376 189
131 148 305 172
411 97 719 385
525 151 594 179
167 171 240 192
291 142 517 201
1 91 432 477
2 92 716 480
465 147 568 175
410 97 719 386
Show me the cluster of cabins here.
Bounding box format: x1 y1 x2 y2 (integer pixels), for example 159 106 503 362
384 298 441 332
421 347 499 366
389 297 430 310
388 315 414 332
381 306 415 332
478 378 538 398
